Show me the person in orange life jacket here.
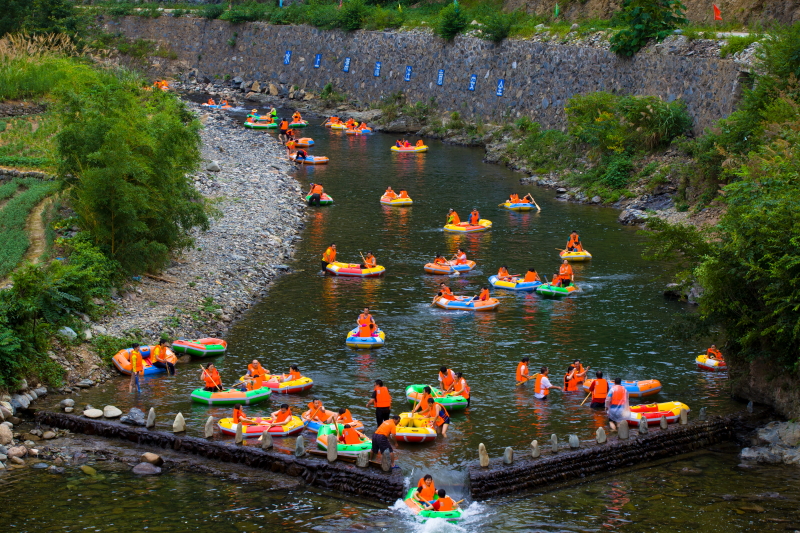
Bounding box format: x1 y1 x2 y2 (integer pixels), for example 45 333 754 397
523 268 541 283
566 230 581 251
454 248 467 265
358 322 377 338
420 398 450 437
554 260 574 287
338 423 366 445
285 139 297 152
563 363 580 391
707 344 724 361
293 148 308 162
411 385 435 414
403 140 412 148
321 243 336 272
588 371 609 408
285 128 296 141
246 359 268 380
533 366 562 399
358 307 376 327
335 407 357 425
453 372 470 407
438 366 457 393
366 379 392 427
477 286 490 301
396 139 403 147
516 357 530 383
207 98 216 105
433 254 448 265
416 139 424 147
279 364 302 383
265 404 293 430
446 209 460 225
423 489 459 512
384 187 397 199
278 118 289 142
151 338 175 376
413 474 436 503
371 415 400 467
201 362 223 392
523 193 536 204
303 398 332 424
292 111 302 122
128 343 144 393
398 189 410 199
573 359 589 383
497 265 512 281
606 377 630 431
307 182 323 206
360 251 377 269
232 404 256 426
469 208 480 225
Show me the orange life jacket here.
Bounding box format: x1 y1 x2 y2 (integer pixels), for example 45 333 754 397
322 247 336 263
609 385 627 407
399 190 409 198
337 409 354 424
358 313 374 326
384 189 397 198
439 370 455 390
130 350 143 373
478 289 489 301
559 263 573 278
441 286 453 295
534 373 549 396
523 271 540 283
455 377 470 399
469 211 480 225
341 427 361 445
232 408 245 424
374 386 392 408
279 120 289 129
564 367 579 391
358 323 372 337
433 404 449 426
306 401 324 420
434 257 447 265
289 370 301 381
591 379 609 402
311 184 323 194
292 113 301 121
375 419 396 436
447 212 461 225
248 363 265 377
516 362 528 382
207 99 215 105
498 267 510 278
364 255 376 268
272 408 292 424
416 140 424 147
153 345 168 363
417 479 436 501
247 374 264 391
455 252 467 264
416 392 432 409
437 496 456 512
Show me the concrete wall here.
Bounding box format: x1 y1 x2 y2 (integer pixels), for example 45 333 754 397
107 16 744 132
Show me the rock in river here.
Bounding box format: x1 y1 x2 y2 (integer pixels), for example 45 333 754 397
83 409 103 419
103 406 122 418
120 407 146 426
133 462 162 475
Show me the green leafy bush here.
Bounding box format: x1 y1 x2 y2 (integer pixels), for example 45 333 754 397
720 34 761 58
599 153 633 188
364 7 405 30
338 0 368 32
436 4 468 41
513 122 577 173
610 0 688 57
200 4 226 20
480 12 513 43
617 95 693 149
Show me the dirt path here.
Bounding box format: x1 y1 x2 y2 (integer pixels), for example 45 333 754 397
0 196 52 287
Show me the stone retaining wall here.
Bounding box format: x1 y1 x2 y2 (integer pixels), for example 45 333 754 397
36 411 405 503
107 16 743 132
469 413 739 499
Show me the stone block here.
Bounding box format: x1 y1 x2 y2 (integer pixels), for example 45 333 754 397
618 420 629 440
478 443 489 467
530 439 540 458
596 427 607 444
141 452 163 466
173 412 185 433
503 447 513 464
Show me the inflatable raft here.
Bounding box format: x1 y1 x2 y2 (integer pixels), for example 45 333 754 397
391 145 428 153
305 193 334 205
488 274 542 291
326 262 386 277
112 346 177 376
380 195 413 206
582 378 662 398
289 120 308 128
696 354 727 371
536 283 579 297
443 220 492 233
295 138 314 147
345 327 386 349
190 387 272 406
243 121 276 130
265 376 314 394
433 295 500 311
396 413 437 443
424 260 476 275
625 401 690 425
404 488 464 521
172 338 227 358
292 154 329 165
560 250 592 262
217 415 305 437
502 201 538 212
305 416 364 433
346 128 372 135
201 103 233 110
405 385 468 410
316 424 372 456
329 123 347 130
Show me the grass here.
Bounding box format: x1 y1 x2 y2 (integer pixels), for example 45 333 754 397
720 34 763 57
0 115 60 172
0 178 60 277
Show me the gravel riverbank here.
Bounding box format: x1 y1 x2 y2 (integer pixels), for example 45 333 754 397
93 102 304 342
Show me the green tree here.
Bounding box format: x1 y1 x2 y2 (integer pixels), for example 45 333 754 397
610 0 687 57
436 4 468 41
57 75 211 274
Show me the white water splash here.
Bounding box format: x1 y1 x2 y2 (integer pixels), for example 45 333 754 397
388 500 491 533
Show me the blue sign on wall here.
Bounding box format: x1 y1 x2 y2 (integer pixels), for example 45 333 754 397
283 50 292 65
374 61 382 77
437 69 445 86
404 66 412 82
496 79 505 97
343 57 351 72
314 54 321 68
468 74 477 91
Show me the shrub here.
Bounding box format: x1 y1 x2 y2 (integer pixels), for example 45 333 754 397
513 122 577 173
617 95 693 149
436 4 468 41
200 4 226 20
720 34 761 58
599 153 634 188
364 7 405 31
610 0 688 57
480 12 513 43
338 0 368 32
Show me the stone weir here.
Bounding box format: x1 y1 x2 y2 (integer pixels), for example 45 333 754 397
469 412 742 499
108 16 744 132
36 411 405 503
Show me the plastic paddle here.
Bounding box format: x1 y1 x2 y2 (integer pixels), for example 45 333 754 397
515 376 532 387
200 365 223 391
580 392 592 406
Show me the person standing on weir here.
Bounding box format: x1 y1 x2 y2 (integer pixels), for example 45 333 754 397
366 379 392 427
606 377 630 431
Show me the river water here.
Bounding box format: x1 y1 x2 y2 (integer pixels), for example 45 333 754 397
7 106 794 532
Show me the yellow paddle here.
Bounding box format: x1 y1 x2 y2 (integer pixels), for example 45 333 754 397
515 376 531 387
580 392 592 406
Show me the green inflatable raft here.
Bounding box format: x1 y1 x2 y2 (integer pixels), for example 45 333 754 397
316 424 372 456
536 282 579 298
403 488 464 520
243 121 277 129
405 384 468 410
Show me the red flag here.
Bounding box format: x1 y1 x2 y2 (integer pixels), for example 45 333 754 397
713 4 722 21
